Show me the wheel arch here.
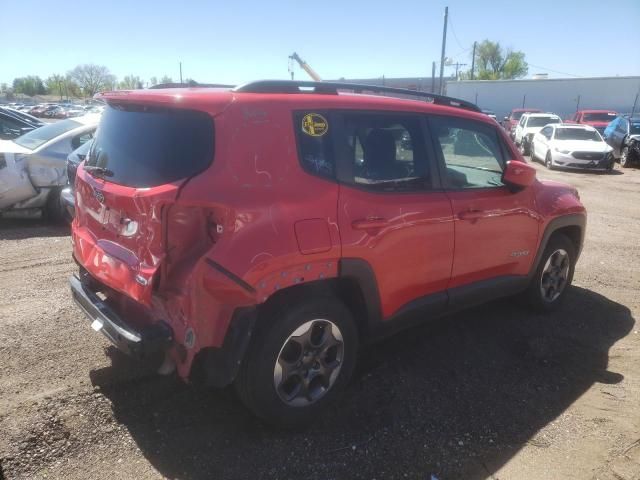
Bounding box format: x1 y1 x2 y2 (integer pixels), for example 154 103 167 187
528 214 586 279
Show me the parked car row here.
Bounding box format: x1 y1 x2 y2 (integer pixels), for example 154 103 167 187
28 103 104 119
492 106 639 169
0 106 44 140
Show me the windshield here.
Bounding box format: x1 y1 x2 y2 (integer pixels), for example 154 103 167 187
13 119 81 150
528 116 561 127
86 104 214 188
583 112 616 122
555 128 601 141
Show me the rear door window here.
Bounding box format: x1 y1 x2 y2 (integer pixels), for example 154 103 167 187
293 111 335 179
86 105 214 188
337 112 431 191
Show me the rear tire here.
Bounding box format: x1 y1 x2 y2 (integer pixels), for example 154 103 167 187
525 233 576 312
235 295 358 428
44 187 66 224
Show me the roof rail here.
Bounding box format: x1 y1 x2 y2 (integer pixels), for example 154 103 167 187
149 82 234 89
233 80 481 113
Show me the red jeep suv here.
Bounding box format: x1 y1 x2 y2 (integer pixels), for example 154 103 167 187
69 81 586 426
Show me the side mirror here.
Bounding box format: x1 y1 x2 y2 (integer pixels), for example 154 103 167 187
503 116 509 121
502 160 536 190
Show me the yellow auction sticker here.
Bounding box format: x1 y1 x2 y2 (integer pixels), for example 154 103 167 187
301 113 328 137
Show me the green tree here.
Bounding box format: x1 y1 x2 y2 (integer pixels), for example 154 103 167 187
160 75 173 84
64 76 82 98
68 64 116 97
45 74 66 99
0 83 7 93
149 76 158 86
118 75 143 90
12 76 46 96
464 40 528 80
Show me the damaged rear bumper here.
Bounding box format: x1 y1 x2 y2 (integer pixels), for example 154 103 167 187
69 274 173 357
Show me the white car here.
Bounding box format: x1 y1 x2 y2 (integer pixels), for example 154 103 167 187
531 124 614 171
514 113 562 155
0 114 100 220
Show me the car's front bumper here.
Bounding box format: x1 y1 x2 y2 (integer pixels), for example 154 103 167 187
551 152 613 170
69 274 173 357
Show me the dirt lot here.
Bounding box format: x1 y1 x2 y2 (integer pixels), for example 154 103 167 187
0 160 639 480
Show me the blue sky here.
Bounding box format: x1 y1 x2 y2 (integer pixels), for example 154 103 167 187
1 0 638 85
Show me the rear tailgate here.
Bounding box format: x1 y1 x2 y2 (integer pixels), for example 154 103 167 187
72 102 216 305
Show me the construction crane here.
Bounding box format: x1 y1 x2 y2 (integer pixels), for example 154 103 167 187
288 52 322 81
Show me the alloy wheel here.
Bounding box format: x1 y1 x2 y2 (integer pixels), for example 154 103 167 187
540 249 570 302
273 319 344 407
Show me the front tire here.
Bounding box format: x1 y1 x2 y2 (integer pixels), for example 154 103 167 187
545 151 554 170
235 295 358 428
530 141 537 161
519 140 529 156
620 146 630 168
525 233 576 312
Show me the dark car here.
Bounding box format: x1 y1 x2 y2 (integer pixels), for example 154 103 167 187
2 107 44 129
60 140 92 219
603 115 640 167
0 107 42 140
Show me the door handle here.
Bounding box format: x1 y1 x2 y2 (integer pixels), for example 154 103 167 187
458 209 484 220
352 218 389 230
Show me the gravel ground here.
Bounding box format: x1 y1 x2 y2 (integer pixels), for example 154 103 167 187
0 160 639 480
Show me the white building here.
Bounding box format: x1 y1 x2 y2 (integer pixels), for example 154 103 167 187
445 76 640 120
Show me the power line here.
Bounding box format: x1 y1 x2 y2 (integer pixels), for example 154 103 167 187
447 14 469 52
527 62 583 78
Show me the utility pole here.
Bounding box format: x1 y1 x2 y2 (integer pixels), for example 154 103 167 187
631 92 639 117
438 6 448 95
431 61 436 93
453 62 467 80
470 41 477 80
576 94 581 112
522 94 526 108
179 62 183 85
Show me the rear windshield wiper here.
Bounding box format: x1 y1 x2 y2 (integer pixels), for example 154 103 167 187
84 165 114 178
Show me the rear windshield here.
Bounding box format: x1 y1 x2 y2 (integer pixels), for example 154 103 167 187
86 105 214 188
14 119 81 150
555 128 602 141
527 116 561 127
583 112 616 122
